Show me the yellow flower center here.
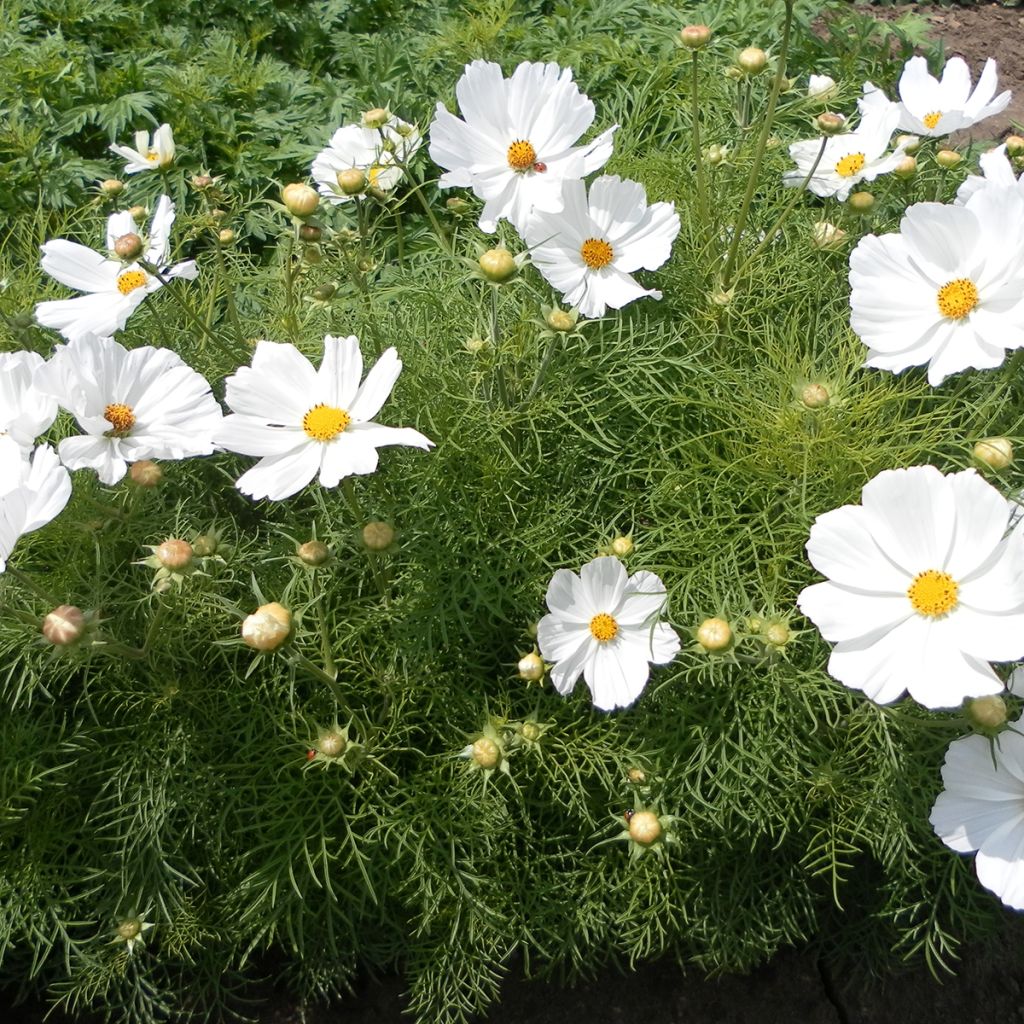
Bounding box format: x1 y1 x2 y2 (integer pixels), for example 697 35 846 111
907 569 959 618
936 278 979 320
589 612 619 643
368 165 383 185
580 238 614 269
302 404 350 442
834 153 866 177
104 402 136 435
923 111 942 130
507 139 537 171
116 270 149 295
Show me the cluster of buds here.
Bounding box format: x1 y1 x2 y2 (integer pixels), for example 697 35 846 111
459 714 553 776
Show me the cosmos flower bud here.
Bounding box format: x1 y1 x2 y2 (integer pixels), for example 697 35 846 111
896 134 921 155
893 155 917 180
705 143 729 166
242 602 291 651
697 617 733 652
362 107 391 129
302 245 321 264
847 191 875 214
156 539 194 571
129 460 163 487
361 520 395 551
966 695 1008 732
128 204 147 222
678 24 712 49
627 767 647 784
763 622 791 647
811 222 846 252
545 308 576 332
218 228 235 245
736 47 768 75
298 539 331 566
470 736 501 769
312 283 337 302
628 810 663 845
1006 136 1024 158
464 336 487 354
478 247 518 283
191 174 214 190
318 731 346 757
192 532 220 557
815 112 846 136
116 919 142 941
974 437 1013 470
446 197 472 215
113 233 143 259
610 535 633 557
518 652 545 681
336 168 367 196
100 178 125 196
807 74 837 101
42 605 86 646
281 183 320 218
935 149 962 169
520 721 542 742
800 382 830 408
299 224 322 243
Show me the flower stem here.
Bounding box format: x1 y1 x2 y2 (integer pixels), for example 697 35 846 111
690 51 711 246
213 236 245 347
490 287 510 408
146 264 232 355
525 334 560 404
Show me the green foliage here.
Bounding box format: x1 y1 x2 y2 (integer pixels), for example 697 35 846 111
1 0 1019 1022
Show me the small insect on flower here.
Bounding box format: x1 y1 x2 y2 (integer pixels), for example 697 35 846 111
533 162 548 173
623 809 635 823
306 749 316 760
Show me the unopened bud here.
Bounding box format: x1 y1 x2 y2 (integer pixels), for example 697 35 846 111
967 695 1008 732
128 460 162 487
628 810 663 845
1006 135 1024 158
362 107 390 129
479 247 517 284
299 224 322 243
128 205 147 222
298 539 330 566
545 308 575 332
974 437 1013 470
811 221 846 251
281 183 319 218
241 602 291 651
218 228 235 245
210 207 227 223
679 24 712 49
361 520 395 551
518 652 544 681
610 535 633 557
446 197 472 216
521 721 542 742
697 617 733 652
847 191 875 214
312 283 337 301
318 731 346 757
471 736 501 769
736 47 768 74
156 538 194 570
896 134 921 155
936 149 962 170
893 155 917 180
464 336 487 354
113 233 143 259
627 767 646 784
705 143 729 166
42 605 86 646
801 382 830 408
815 112 846 136
763 622 791 647
336 168 367 196
191 174 214 190
302 245 321 264
807 74 837 101
100 178 124 196
192 533 219 557
116 919 142 941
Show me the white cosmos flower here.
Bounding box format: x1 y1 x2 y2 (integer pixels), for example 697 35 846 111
860 56 1010 138
797 466 1024 709
849 186 1024 386
217 335 434 502
537 555 680 711
783 104 905 200
36 195 197 342
429 60 617 234
0 438 72 573
0 352 58 449
109 123 176 174
524 176 680 320
930 720 1024 910
956 144 1024 206
311 117 422 204
34 334 222 486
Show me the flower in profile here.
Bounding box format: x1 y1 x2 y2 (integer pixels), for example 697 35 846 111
429 60 617 233
217 335 433 501
524 176 679 319
849 186 1024 386
35 196 197 341
35 334 222 485
109 123 175 174
311 117 421 205
0 352 59 449
784 104 906 201
930 720 1024 910
956 144 1024 206
0 438 72 573
537 555 680 711
797 466 1024 709
860 56 1010 138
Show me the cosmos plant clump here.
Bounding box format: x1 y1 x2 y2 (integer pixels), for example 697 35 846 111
4 0 1024 1021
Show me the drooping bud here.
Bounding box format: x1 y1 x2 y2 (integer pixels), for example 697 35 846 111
336 168 367 196
847 191 875 214
100 178 125 196
479 247 518 284
893 155 917 180
974 437 1013 470
470 736 501 769
815 112 846 136
811 221 846 251
281 183 320 218
241 602 291 651
42 605 86 646
800 382 830 408
736 47 768 75
628 810 663 845
678 24 712 49
299 224 322 243
113 233 143 260
517 652 545 681
361 520 396 552
610 535 633 557
697 617 733 652
156 539 194 571
298 539 331 566
935 149 962 170
362 107 391 129
966 695 1008 732
128 460 162 487
1006 136 1024 158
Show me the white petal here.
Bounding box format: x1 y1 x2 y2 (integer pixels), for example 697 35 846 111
579 556 627 613
41 240 119 293
348 348 402 422
234 443 322 501
583 642 650 710
798 580 911 643
58 435 127 485
805 503 912 590
318 335 362 410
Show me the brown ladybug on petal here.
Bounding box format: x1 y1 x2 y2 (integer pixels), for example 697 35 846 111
533 162 547 173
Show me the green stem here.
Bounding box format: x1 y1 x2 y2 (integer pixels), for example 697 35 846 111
393 157 452 253
525 334 560 404
3 566 59 605
146 264 231 355
721 0 795 291
490 287 510 408
281 227 300 344
691 51 710 243
213 238 245 347
314 587 336 679
294 651 348 708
